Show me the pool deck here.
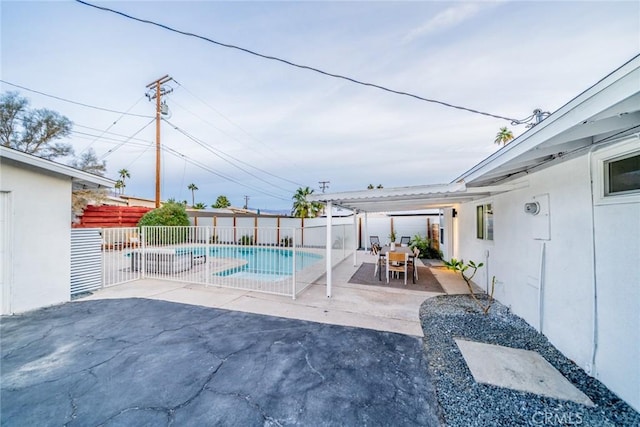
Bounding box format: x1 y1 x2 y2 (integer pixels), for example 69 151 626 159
81 251 469 337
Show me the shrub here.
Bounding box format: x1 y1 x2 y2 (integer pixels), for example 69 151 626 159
444 258 496 314
239 234 254 245
280 236 293 247
410 234 442 259
138 202 190 227
137 202 190 245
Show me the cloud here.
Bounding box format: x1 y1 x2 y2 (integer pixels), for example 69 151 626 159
403 3 491 43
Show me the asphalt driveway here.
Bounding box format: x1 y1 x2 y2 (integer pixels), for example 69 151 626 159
1 298 442 426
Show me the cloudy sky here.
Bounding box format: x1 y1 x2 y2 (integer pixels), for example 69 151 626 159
2 1 638 212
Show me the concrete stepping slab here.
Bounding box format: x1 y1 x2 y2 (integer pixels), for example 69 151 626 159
455 338 594 407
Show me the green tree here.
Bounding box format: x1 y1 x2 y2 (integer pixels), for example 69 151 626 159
193 202 207 210
188 183 198 207
69 147 108 221
291 186 322 218
0 91 73 160
494 127 514 145
70 148 106 176
212 195 231 208
118 168 130 193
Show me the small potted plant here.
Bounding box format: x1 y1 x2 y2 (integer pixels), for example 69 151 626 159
389 229 397 250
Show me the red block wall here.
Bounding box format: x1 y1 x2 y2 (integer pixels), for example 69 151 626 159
73 205 152 228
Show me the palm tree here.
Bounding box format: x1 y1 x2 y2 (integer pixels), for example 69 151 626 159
114 180 124 195
494 127 514 145
292 187 322 218
118 168 130 193
193 202 207 210
187 183 198 207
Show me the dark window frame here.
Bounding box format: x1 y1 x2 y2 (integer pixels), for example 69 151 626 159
605 152 640 196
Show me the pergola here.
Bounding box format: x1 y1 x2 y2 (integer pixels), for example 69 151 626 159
307 182 521 296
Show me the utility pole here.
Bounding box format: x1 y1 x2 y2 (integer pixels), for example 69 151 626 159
243 195 250 210
146 75 173 208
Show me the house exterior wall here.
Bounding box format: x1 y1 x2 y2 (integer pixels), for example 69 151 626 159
590 138 640 411
455 138 640 411
0 161 71 314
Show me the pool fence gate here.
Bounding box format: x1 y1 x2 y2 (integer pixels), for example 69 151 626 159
71 225 355 299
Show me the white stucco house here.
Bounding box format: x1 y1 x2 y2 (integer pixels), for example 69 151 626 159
0 146 114 315
310 55 640 411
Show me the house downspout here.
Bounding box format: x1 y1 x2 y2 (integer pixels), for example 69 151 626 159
538 242 546 333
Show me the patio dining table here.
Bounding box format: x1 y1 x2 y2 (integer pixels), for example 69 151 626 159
378 245 416 284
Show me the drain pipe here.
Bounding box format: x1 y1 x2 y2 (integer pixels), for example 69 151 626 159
538 242 546 333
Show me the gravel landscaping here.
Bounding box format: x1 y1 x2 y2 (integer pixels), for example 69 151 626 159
420 294 640 426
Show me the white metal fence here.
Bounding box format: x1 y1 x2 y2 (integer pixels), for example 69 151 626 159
97 225 351 298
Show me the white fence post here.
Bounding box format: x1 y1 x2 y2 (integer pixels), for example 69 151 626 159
205 226 210 287
292 227 297 300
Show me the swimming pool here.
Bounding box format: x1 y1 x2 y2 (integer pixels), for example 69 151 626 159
176 246 323 278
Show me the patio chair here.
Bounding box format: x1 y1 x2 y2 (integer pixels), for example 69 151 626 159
407 247 420 280
386 251 408 285
370 236 381 255
400 236 411 246
373 251 385 278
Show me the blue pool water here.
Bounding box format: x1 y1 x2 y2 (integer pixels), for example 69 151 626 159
176 246 323 277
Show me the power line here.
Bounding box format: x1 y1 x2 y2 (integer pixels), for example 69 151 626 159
78 96 147 156
73 124 155 144
173 81 305 168
0 79 154 118
168 95 297 171
159 144 290 201
74 0 528 124
71 130 152 147
163 118 302 192
100 118 156 160
75 121 291 201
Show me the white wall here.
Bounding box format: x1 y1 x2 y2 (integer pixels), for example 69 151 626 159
455 139 640 411
590 139 640 411
0 162 72 314
361 214 439 248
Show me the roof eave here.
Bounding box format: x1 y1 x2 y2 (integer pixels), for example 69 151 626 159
1 146 115 188
454 54 640 186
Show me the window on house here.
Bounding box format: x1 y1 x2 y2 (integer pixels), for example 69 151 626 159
605 153 640 196
476 203 493 241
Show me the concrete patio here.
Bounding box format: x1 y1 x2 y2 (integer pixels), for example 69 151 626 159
80 251 469 337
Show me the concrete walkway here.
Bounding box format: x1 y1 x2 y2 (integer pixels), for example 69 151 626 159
80 251 469 337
